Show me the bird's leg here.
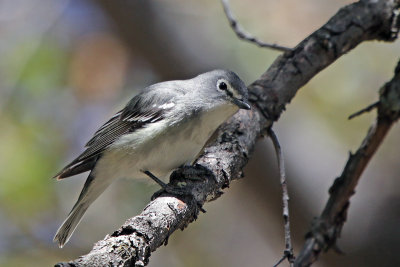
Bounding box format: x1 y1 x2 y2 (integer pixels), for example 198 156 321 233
142 170 168 189
143 170 189 200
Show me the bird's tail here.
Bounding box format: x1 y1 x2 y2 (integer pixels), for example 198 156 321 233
53 173 111 248
54 201 89 248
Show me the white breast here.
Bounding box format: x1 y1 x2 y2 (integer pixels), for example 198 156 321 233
92 103 239 182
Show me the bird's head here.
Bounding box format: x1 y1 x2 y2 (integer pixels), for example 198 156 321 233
195 69 251 111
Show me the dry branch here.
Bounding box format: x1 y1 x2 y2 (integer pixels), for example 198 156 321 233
56 0 400 266
295 59 400 267
221 0 291 52
269 129 294 267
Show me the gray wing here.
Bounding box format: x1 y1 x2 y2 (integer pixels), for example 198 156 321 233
54 84 182 179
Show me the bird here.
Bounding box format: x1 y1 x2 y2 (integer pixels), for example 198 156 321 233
53 69 250 248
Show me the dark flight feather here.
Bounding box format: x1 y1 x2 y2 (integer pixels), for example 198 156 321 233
53 85 181 179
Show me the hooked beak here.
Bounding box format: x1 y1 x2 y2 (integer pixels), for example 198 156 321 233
233 98 251 110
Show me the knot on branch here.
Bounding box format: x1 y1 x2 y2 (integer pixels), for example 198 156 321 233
248 84 279 122
306 203 349 255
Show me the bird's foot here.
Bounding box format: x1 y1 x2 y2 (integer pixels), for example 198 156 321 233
149 166 209 216
151 184 191 199
171 164 211 182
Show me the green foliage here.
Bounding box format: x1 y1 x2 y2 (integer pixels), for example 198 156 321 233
3 40 67 93
0 116 58 218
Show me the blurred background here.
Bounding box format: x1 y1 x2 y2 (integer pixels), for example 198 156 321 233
0 0 399 266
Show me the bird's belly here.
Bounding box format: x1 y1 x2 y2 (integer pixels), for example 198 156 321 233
136 119 212 178
140 135 202 177
95 119 213 182
94 104 238 182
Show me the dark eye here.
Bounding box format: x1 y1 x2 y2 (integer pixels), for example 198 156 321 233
218 82 227 90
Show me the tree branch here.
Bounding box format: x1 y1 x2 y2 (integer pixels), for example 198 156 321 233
348 101 379 119
221 0 292 52
295 59 400 267
56 0 400 266
268 129 294 267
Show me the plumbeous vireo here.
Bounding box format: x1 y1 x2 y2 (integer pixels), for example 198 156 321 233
53 69 250 247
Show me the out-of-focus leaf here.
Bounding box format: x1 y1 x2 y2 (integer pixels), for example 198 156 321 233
0 116 57 218
3 40 67 94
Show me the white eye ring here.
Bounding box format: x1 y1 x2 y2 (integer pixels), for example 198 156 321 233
217 79 231 91
218 81 228 90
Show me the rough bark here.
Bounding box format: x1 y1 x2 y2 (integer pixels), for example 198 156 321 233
56 0 400 266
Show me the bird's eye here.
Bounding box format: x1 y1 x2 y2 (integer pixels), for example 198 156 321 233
218 82 227 90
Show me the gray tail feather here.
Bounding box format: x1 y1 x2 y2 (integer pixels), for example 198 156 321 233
53 202 89 248
54 172 112 248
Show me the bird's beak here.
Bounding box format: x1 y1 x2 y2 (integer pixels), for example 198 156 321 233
233 98 251 110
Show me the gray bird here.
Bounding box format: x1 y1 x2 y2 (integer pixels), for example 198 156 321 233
53 69 250 247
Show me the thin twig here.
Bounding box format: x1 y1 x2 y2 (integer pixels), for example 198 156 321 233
221 0 291 52
269 128 295 267
273 254 287 267
348 101 379 119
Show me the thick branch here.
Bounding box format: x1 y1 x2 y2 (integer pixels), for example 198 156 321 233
250 0 399 121
295 59 400 267
56 0 400 266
